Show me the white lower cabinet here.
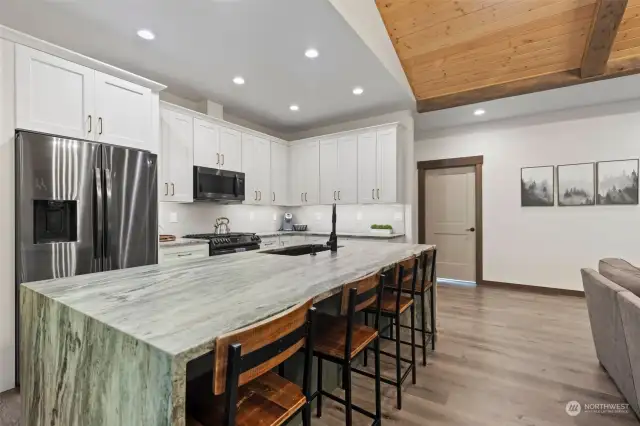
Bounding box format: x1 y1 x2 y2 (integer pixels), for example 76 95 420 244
260 237 279 249
159 244 209 264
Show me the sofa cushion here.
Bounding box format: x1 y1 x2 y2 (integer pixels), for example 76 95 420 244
618 291 640 416
599 258 640 297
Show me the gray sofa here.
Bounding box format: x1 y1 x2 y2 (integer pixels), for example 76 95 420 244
581 258 640 417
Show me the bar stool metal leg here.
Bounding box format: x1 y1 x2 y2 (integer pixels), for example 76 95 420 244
410 303 417 384
374 337 381 424
395 311 402 410
364 312 369 367
421 293 427 366
317 358 323 418
345 361 353 426
430 285 436 351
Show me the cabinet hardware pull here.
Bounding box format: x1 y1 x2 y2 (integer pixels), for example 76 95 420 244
177 253 192 257
171 183 175 196
255 191 258 201
372 189 375 199
338 190 341 200
221 154 225 166
305 192 308 202
273 192 275 202
165 183 168 196
301 193 303 202
98 117 103 135
217 153 220 165
334 191 336 201
258 191 261 201
88 115 92 133
377 188 380 199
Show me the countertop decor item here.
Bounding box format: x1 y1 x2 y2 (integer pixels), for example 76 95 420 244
293 224 307 231
370 224 393 235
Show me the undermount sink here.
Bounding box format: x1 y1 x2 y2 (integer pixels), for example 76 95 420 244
262 244 341 256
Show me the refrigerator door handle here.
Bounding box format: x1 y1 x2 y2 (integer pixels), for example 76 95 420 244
94 168 103 261
104 168 113 267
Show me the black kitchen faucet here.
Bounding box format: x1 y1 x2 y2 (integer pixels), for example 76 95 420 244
327 203 338 252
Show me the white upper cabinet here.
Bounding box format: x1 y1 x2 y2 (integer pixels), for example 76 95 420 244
337 135 358 204
15 45 156 152
219 127 242 172
16 44 94 140
242 133 271 205
357 127 398 204
94 71 152 150
319 138 338 204
270 141 289 206
160 108 193 202
290 140 319 205
193 118 220 169
357 132 378 204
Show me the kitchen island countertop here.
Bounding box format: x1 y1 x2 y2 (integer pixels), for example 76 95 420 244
20 240 433 426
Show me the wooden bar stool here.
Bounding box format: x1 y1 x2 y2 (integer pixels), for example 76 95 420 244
395 249 437 364
311 271 384 426
360 256 418 410
187 300 316 426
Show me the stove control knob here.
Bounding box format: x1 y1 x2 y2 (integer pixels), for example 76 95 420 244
213 239 219 245
226 238 231 243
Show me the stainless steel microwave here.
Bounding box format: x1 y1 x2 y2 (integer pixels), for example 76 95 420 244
193 167 245 202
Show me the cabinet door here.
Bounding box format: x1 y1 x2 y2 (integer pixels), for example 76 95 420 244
160 108 193 202
94 72 152 150
289 143 305 206
377 128 397 203
254 136 271 205
270 142 289 206
319 138 338 204
241 134 258 204
303 141 320 204
357 132 377 204
337 135 358 204
15 44 95 140
219 126 242 172
193 118 220 169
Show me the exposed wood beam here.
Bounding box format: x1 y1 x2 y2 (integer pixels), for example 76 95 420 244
581 0 628 78
417 56 640 113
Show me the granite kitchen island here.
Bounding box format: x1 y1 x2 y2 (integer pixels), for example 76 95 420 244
20 241 434 426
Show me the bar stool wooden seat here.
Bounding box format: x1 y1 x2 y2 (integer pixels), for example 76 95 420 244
393 249 437 364
311 271 384 426
360 256 418 410
187 300 316 426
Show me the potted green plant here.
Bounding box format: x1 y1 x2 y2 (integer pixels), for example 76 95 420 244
370 224 393 235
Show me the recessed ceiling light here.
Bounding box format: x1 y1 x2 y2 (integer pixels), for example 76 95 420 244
305 48 319 59
137 29 155 40
290 104 300 111
474 109 486 116
233 76 245 85
352 87 364 95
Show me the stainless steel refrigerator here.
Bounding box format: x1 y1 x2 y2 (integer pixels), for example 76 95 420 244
15 130 158 383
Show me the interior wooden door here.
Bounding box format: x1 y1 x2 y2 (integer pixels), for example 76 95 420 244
425 166 476 282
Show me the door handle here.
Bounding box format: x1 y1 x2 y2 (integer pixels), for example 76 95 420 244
103 169 112 264
377 189 380 199
94 168 103 261
221 154 225 166
371 189 374 199
88 115 92 133
217 153 220 165
165 183 168 196
466 227 476 232
171 183 175 196
98 117 103 135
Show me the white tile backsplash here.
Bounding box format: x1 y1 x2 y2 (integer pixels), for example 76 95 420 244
159 202 406 236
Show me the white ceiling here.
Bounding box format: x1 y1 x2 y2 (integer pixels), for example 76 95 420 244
0 0 413 133
415 74 640 133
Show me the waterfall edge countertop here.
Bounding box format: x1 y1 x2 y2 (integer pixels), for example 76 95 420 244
20 241 433 426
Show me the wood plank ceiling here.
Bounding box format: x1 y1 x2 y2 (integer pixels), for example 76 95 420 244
376 0 640 112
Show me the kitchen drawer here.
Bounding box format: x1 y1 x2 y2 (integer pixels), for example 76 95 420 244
260 237 279 249
159 245 209 264
278 236 292 247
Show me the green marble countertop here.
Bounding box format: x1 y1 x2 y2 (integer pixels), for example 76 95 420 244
22 241 433 362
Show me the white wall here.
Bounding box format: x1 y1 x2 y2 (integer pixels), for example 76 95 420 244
415 99 640 291
0 39 15 392
288 110 416 242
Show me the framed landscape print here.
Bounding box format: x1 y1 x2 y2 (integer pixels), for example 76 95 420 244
557 163 595 206
597 159 639 205
521 166 554 206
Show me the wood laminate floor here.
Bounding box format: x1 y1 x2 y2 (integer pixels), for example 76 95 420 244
1 284 638 425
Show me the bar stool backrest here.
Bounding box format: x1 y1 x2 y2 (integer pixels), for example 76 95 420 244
212 299 315 395
420 249 437 292
339 271 383 316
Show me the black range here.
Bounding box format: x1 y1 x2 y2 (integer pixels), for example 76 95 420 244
183 232 261 256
